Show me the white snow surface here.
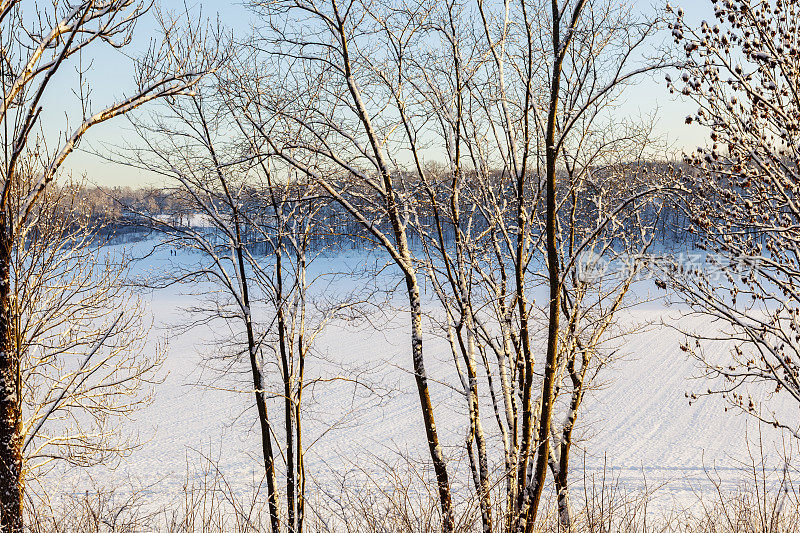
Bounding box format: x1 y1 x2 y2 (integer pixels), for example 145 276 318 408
42 239 795 512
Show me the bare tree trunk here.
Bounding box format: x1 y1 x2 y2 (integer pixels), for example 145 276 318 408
519 4 588 531
0 218 21 533
200 114 284 533
463 318 492 533
513 186 534 524
553 382 583 532
246 318 281 533
295 244 308 533
236 236 281 533
341 13 455 521
453 316 492 533
520 73 563 533
275 249 296 533
423 156 492 531
295 385 305 533
406 271 455 532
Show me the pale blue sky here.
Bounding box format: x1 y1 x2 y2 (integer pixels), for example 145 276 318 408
55 0 714 188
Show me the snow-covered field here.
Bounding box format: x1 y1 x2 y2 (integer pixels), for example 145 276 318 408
46 239 794 513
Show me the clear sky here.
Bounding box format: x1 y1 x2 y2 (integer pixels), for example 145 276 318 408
55 0 715 188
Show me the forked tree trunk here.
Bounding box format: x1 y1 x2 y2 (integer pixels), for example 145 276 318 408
0 218 22 533
518 4 587 530
520 95 562 533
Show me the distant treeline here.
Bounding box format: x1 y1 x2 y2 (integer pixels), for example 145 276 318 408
77 164 699 252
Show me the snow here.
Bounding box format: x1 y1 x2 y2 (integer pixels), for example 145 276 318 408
41 239 796 512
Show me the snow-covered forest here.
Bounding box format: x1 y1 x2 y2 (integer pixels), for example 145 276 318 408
3 0 800 531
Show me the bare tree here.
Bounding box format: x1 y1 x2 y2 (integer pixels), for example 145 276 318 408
401 1 668 530
15 179 159 474
666 0 800 437
234 2 460 529
480 3 667 530
544 159 667 530
120 77 363 533
200 0 670 530
0 0 209 528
